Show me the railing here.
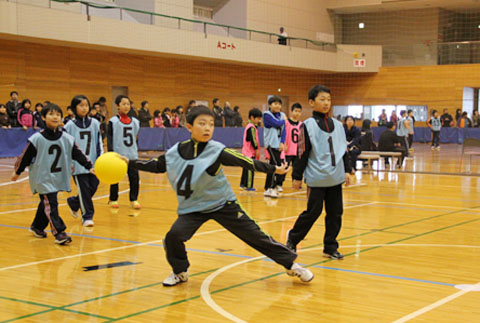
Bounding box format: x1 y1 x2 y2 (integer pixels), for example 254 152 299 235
5 0 336 52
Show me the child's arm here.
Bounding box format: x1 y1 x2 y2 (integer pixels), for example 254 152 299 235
213 148 288 175
72 143 94 172
107 121 114 152
263 113 285 128
124 155 167 173
292 124 311 184
11 142 36 180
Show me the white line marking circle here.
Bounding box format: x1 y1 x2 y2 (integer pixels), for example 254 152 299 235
201 244 480 322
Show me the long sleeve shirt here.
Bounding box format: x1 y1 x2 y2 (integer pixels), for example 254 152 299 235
129 139 275 175
15 127 93 175
292 111 351 181
245 122 259 150
263 111 286 143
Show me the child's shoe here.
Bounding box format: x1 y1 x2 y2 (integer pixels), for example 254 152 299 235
163 272 188 286
29 226 47 238
54 232 72 245
83 219 94 227
67 197 79 218
131 201 141 209
286 263 314 282
109 200 119 208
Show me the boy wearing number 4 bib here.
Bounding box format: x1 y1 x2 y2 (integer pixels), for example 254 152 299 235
123 106 314 286
286 85 352 260
12 104 94 245
107 95 141 209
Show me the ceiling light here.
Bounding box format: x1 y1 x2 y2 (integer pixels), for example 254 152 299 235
358 22 365 29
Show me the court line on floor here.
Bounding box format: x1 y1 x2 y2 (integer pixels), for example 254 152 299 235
0 201 375 271
392 282 480 323
4 208 476 322
200 217 480 323
1 201 476 272
0 189 130 216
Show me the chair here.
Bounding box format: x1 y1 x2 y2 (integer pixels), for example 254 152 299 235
460 138 480 173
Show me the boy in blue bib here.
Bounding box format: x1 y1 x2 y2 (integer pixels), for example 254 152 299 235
286 85 352 260
12 104 94 245
124 106 314 286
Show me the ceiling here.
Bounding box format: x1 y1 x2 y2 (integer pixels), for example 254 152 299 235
330 0 480 14
193 0 229 10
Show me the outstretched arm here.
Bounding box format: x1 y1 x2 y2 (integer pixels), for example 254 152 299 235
126 155 167 173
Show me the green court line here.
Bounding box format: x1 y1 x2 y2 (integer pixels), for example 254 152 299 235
100 210 480 322
0 268 218 323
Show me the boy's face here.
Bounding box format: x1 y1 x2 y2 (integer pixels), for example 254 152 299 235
434 112 438 118
11 93 17 100
90 108 97 116
67 109 73 116
76 99 90 118
346 118 354 127
117 98 131 115
309 92 331 114
187 115 214 142
291 108 302 120
269 101 282 113
36 105 42 113
0 106 6 114
44 110 62 129
250 116 261 125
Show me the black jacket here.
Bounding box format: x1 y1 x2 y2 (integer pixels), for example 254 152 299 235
378 129 402 151
138 107 152 128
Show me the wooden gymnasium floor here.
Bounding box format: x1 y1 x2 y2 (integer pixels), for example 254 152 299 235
0 143 479 322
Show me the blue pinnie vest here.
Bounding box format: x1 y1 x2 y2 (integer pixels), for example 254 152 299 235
263 110 285 149
109 116 139 160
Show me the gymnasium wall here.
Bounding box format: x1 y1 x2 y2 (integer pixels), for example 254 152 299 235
0 37 476 124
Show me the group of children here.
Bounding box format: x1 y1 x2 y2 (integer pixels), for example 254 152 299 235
0 100 45 130
11 85 351 287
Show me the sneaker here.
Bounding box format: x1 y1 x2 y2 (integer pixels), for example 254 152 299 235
29 226 47 238
67 197 79 219
54 232 72 245
82 219 94 227
245 187 256 192
286 263 314 282
162 271 188 286
131 201 141 209
264 188 273 197
323 251 344 259
431 146 435 150
276 186 284 193
109 200 119 208
436 146 441 150
269 188 279 198
285 230 296 252
240 186 247 190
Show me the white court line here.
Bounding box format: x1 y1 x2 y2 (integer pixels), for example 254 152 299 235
346 199 480 211
195 202 377 237
0 189 129 215
200 244 480 323
0 202 376 271
392 282 480 323
0 164 29 186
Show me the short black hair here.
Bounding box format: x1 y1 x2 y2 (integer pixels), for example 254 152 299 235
400 110 406 117
0 104 6 109
153 109 161 117
386 122 395 129
431 109 438 115
234 106 239 112
35 102 43 109
141 100 148 108
291 102 302 111
344 115 355 122
188 100 196 106
92 102 100 109
268 95 282 106
308 85 331 101
10 91 18 96
99 97 106 103
21 99 31 109
66 106 73 111
43 100 51 105
163 107 170 113
115 95 129 106
361 119 371 130
187 105 214 125
407 109 413 114
71 95 91 116
213 98 219 105
41 103 63 118
248 107 262 119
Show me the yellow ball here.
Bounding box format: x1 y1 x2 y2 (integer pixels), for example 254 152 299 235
94 152 128 184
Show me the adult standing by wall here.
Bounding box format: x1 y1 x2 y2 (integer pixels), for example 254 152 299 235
138 101 152 127
278 27 287 45
223 101 235 127
440 108 453 127
6 91 21 127
212 98 224 127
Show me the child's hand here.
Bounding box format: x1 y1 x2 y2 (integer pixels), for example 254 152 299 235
345 173 351 187
274 162 290 175
119 155 129 164
279 143 285 152
292 179 302 190
11 172 19 181
23 126 28 130
283 144 288 152
89 168 96 175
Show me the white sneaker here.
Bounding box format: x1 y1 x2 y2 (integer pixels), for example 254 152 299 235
436 146 441 150
270 188 279 198
264 188 273 197
162 272 188 286
287 263 314 282
82 220 94 227
276 186 284 192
